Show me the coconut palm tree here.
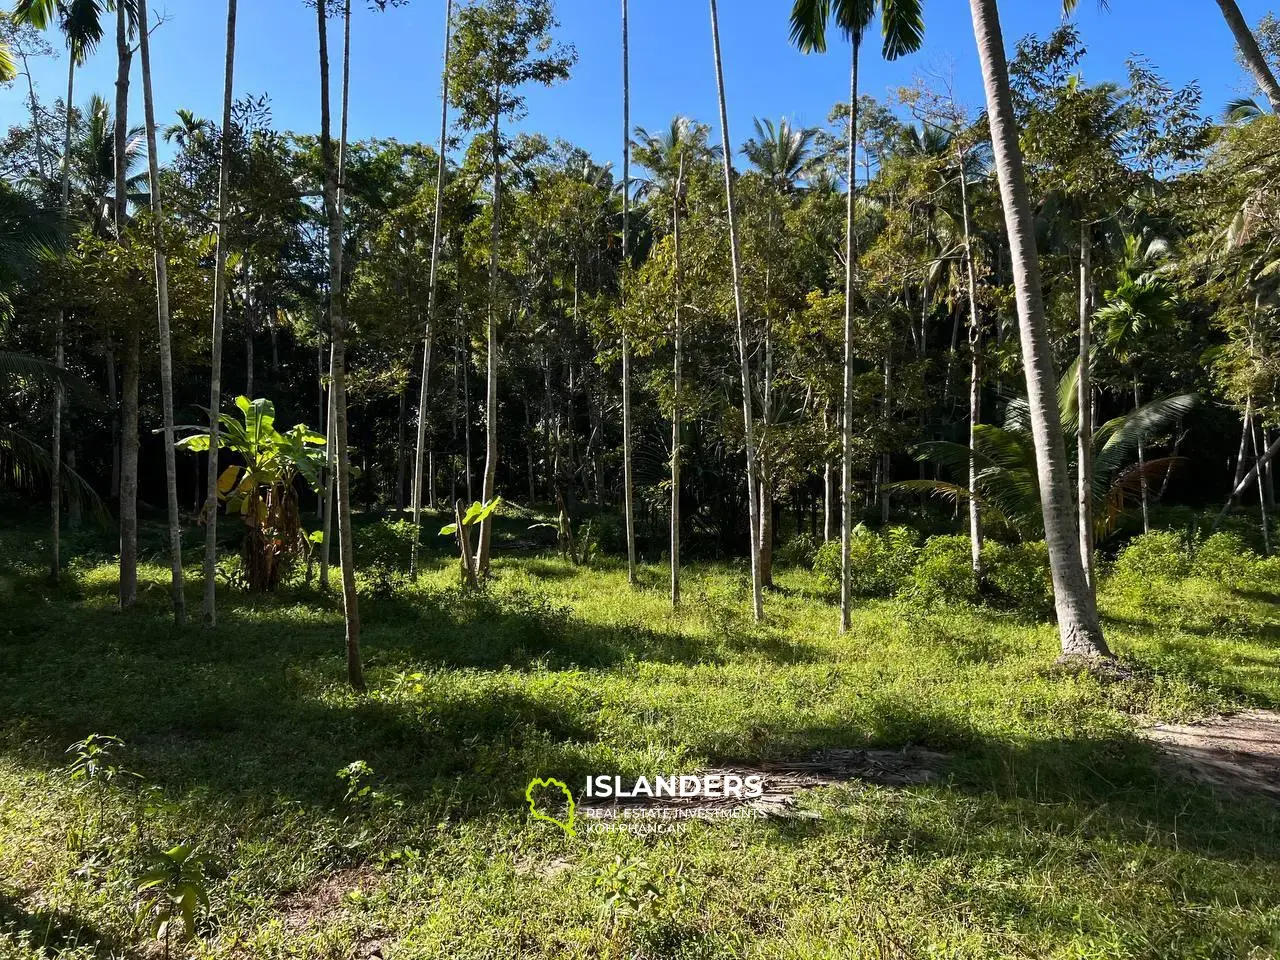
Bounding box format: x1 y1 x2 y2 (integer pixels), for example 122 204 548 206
12 0 111 582
709 0 764 621
200 0 237 625
1213 0 1280 112
968 0 1109 659
409 0 453 579
788 0 924 632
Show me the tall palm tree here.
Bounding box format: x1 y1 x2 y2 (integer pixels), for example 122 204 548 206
789 0 923 632
316 0 364 690
12 0 110 582
620 0 636 585
967 0 1109 659
742 117 816 189
202 0 238 625
410 0 453 579
709 0 764 621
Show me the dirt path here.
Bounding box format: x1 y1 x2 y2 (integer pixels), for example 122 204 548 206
1143 710 1280 798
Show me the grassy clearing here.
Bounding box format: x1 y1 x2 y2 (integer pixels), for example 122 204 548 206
1 513 1279 959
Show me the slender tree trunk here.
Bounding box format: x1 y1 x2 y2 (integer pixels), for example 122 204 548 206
22 49 49 181
620 0 638 585
710 0 763 621
959 143 983 578
1254 414 1272 554
51 55 76 582
396 379 408 509
476 90 501 578
410 0 452 578
318 0 364 690
1214 428 1280 530
968 0 1110 659
1215 0 1280 111
107 347 120 498
120 319 139 609
1077 222 1095 590
138 0 186 623
320 342 335 587
203 0 238 624
841 38 860 631
1133 378 1150 533
671 152 685 608
1233 398 1253 504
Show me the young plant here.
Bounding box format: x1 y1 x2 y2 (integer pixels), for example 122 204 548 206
440 497 503 588
177 397 328 591
66 734 136 839
135 843 214 959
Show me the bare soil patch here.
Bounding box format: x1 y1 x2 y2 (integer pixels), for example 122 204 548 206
578 746 949 817
1142 710 1280 798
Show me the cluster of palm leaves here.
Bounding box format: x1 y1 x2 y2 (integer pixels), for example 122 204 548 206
900 375 1197 542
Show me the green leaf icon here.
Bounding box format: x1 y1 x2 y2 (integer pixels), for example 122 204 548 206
526 777 576 837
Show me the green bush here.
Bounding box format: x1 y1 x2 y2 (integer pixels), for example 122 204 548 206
776 533 819 568
1191 532 1255 585
981 540 1054 620
813 525 918 596
906 535 978 605
356 518 418 569
1114 530 1192 582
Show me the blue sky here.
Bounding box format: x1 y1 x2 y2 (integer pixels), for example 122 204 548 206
1 0 1271 166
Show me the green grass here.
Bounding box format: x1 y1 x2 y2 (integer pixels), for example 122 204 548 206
1 513 1279 958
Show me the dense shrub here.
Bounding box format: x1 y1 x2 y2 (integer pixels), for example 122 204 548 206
1114 530 1192 582
906 535 979 605
776 533 819 568
813 525 918 596
981 540 1054 620
357 518 419 569
1191 532 1255 584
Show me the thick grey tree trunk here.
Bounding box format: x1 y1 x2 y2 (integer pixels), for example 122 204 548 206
968 0 1110 659
203 0 238 624
410 0 452 578
710 0 763 621
138 0 186 623
1215 0 1280 111
317 0 364 690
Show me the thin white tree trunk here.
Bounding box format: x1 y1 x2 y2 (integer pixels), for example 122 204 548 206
621 0 637 585
203 0 237 624
841 38 860 632
138 0 186 623
958 142 983 578
671 152 685 608
410 0 452 578
1077 222 1095 590
709 0 763 621
968 0 1110 659
51 53 76 582
1134 377 1150 534
475 88 501 577
317 0 364 690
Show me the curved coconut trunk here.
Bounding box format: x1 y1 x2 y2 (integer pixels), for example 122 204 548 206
1215 0 1280 111
968 0 1110 659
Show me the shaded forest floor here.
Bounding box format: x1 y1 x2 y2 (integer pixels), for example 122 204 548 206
1 511 1279 958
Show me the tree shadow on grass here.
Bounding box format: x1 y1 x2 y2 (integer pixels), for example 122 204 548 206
0 887 136 959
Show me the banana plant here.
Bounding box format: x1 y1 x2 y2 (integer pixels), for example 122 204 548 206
177 397 327 591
